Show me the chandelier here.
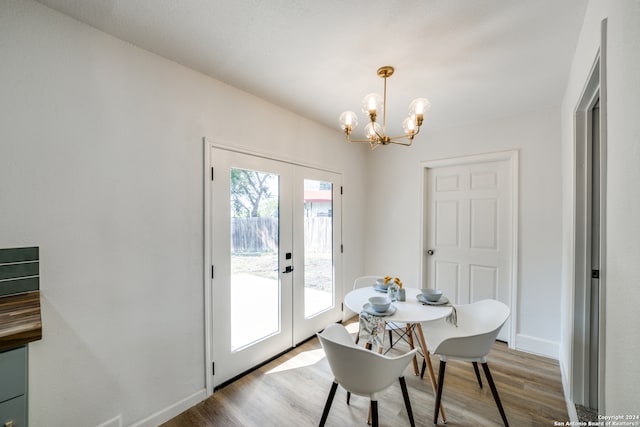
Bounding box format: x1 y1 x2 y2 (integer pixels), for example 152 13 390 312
339 66 430 150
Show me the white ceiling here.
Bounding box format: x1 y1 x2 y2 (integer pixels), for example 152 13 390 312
35 0 588 135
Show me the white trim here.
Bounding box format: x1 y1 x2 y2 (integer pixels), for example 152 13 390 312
559 347 580 422
509 150 520 349
597 19 607 413
419 150 519 349
95 415 122 427
207 140 341 175
515 333 559 360
419 150 518 169
203 138 214 396
130 389 207 427
569 19 607 412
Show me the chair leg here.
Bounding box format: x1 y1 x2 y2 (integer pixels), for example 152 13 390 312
388 329 394 348
406 324 419 375
420 358 426 379
481 362 509 427
473 362 483 388
399 376 416 427
319 381 338 427
346 391 351 405
434 360 446 425
370 400 379 427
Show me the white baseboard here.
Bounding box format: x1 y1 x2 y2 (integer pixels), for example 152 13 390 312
515 333 559 359
96 415 122 427
130 389 207 427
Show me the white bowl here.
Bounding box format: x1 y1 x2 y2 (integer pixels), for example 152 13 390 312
375 278 388 288
421 288 443 302
368 296 391 313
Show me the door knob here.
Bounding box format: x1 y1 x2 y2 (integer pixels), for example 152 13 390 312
426 249 434 256
282 266 294 274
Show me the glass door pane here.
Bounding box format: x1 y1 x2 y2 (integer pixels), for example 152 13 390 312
292 167 342 344
230 168 280 350
303 179 334 318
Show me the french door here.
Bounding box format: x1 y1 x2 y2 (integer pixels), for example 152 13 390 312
209 147 342 387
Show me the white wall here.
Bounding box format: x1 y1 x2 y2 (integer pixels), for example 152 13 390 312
7 0 637 422
364 107 564 357
0 1 366 425
560 0 640 415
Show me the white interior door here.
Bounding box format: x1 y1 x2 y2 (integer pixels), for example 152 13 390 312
209 148 342 387
424 158 514 342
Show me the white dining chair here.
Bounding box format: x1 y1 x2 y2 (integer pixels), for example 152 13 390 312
317 323 417 427
420 299 511 426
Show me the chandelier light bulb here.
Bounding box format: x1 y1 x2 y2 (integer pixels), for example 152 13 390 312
408 98 430 126
364 122 382 140
361 93 383 120
339 111 358 133
402 116 417 136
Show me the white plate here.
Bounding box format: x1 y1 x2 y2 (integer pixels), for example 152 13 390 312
362 303 397 316
417 295 449 305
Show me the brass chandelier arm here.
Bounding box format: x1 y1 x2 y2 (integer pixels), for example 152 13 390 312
388 139 414 147
387 124 422 142
379 124 422 146
345 137 379 144
345 126 421 147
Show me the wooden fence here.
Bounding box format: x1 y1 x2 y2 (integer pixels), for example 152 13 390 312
231 217 332 253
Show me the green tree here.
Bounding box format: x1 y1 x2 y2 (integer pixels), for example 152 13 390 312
230 169 276 217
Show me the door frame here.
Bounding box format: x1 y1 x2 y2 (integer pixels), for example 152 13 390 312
571 20 607 412
203 138 343 396
419 150 519 348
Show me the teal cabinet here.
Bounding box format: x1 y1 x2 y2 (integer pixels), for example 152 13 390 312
0 346 28 426
0 247 41 426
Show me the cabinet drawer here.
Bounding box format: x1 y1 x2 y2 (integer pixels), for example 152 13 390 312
0 347 26 402
0 394 26 427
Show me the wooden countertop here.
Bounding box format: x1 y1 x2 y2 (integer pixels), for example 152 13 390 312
0 291 42 351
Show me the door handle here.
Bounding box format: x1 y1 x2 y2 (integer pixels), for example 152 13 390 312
282 266 294 274
426 249 434 256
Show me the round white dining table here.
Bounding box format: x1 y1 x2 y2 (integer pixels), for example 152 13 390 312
344 286 452 323
343 286 451 422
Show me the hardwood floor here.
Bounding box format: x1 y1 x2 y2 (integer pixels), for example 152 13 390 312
161 319 568 426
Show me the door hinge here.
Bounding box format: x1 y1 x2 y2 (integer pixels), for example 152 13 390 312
211 265 214 279
211 167 214 181
340 244 344 253
341 302 344 312
340 186 343 195
212 362 215 376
